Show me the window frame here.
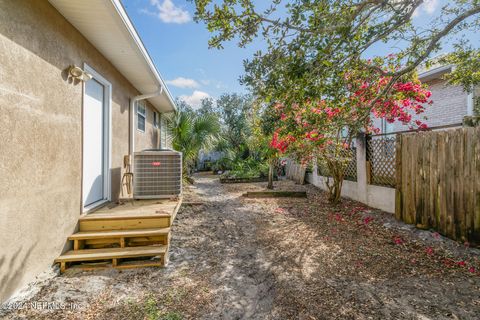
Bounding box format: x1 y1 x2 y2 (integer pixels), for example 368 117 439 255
137 101 146 133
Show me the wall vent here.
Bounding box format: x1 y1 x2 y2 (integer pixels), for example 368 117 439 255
133 150 182 199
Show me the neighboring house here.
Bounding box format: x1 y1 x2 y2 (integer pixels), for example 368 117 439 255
0 0 176 302
373 64 478 134
197 150 224 171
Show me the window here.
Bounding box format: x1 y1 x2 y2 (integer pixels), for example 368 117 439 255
153 111 159 129
137 102 146 132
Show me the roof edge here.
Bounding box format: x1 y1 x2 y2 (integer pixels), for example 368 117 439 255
110 0 177 112
418 64 453 82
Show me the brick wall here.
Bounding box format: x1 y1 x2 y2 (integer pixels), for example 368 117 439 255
372 78 468 132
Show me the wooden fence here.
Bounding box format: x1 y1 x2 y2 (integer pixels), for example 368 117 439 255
285 159 306 184
395 127 480 244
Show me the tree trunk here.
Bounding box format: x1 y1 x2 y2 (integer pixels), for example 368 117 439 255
327 175 343 204
267 162 274 189
323 157 345 204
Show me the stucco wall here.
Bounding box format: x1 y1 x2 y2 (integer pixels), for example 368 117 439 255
301 135 396 214
0 0 159 302
305 173 396 213
135 102 162 151
372 78 468 132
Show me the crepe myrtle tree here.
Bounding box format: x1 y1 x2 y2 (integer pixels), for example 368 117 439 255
249 101 282 189
193 0 480 111
270 57 432 203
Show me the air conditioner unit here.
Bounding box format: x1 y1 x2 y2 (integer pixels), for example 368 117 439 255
133 149 182 199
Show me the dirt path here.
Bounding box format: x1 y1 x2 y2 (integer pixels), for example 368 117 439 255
3 174 480 319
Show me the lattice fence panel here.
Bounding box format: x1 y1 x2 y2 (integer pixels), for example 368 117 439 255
316 147 357 182
367 137 396 187
343 147 357 181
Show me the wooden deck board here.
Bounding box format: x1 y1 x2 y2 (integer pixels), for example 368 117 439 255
79 198 182 221
55 245 167 263
78 198 182 231
88 199 178 216
68 228 171 240
68 259 164 271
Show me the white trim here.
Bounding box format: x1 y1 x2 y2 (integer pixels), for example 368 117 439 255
83 199 109 214
82 63 112 212
418 65 453 81
467 91 474 116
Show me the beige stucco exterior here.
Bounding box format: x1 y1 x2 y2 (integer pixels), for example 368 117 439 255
0 0 170 302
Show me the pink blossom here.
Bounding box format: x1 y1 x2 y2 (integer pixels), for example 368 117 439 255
363 216 374 225
275 208 286 214
393 236 404 245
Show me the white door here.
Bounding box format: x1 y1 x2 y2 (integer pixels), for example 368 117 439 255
83 78 106 207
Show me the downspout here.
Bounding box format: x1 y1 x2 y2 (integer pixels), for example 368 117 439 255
129 86 164 157
124 87 163 198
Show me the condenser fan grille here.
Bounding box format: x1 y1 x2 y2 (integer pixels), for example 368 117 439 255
133 151 182 199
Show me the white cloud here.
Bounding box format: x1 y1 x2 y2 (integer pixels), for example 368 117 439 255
179 90 211 108
423 0 438 14
144 0 191 24
166 77 200 89
413 0 439 17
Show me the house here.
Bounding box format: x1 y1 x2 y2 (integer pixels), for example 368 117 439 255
373 64 478 133
0 0 177 303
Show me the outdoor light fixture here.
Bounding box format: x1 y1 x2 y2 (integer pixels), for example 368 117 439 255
68 65 92 81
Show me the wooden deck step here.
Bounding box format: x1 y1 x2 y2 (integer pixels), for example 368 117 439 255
78 198 182 232
79 212 171 221
79 214 172 231
55 245 168 273
68 227 171 240
69 227 171 249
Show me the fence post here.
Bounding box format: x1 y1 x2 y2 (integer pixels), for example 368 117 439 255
356 133 368 204
395 134 403 221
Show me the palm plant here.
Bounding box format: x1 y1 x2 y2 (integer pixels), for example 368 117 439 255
165 110 221 182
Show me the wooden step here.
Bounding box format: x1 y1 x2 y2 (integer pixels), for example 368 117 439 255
55 245 168 273
69 227 171 240
69 228 171 249
79 214 171 232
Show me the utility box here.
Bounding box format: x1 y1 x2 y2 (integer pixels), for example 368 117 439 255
133 149 182 199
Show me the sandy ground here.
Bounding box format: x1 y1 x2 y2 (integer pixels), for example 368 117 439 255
2 173 480 319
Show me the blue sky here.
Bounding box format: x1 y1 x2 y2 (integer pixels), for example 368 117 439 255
122 0 262 107
122 0 479 108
